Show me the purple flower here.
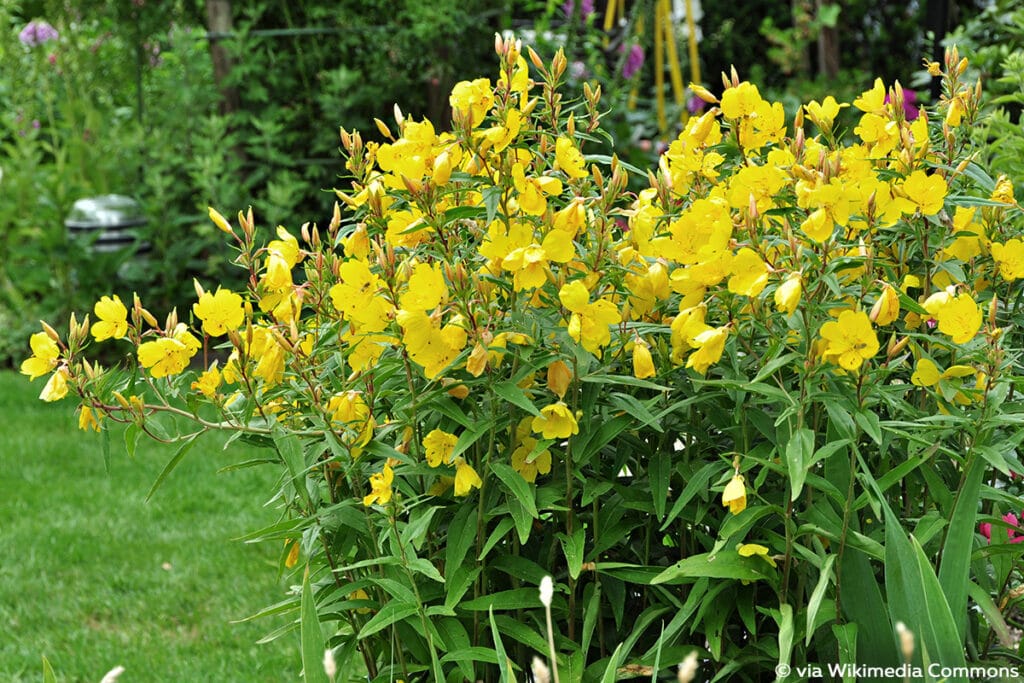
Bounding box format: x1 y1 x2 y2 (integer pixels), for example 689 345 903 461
622 44 644 79
884 88 919 121
19 20 59 47
563 0 595 19
687 95 706 115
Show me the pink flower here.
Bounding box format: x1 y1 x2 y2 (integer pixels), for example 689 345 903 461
622 44 644 79
19 20 59 47
980 512 1024 544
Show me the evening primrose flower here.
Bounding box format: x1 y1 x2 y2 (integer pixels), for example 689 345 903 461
422 428 458 467
504 230 575 290
935 294 982 344
819 310 879 371
870 284 900 326
39 367 70 402
686 326 729 375
546 360 572 399
78 404 101 432
399 262 448 311
20 331 60 380
191 362 222 399
511 436 552 483
532 402 579 440
991 175 1016 205
453 457 482 496
991 239 1024 281
774 273 802 316
555 136 588 179
632 339 656 379
449 78 493 127
722 474 746 514
727 248 769 297
192 286 244 336
803 96 848 130
363 463 394 507
901 170 947 215
90 295 128 341
137 323 201 378
738 543 777 567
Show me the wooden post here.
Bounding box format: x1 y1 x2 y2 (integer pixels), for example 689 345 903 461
205 0 239 116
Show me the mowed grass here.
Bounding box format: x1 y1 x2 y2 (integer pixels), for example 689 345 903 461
0 371 299 681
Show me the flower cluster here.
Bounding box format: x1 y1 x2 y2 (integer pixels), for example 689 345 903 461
19 20 59 47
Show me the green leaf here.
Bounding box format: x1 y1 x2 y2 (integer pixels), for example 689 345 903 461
966 581 1014 648
42 656 56 683
649 449 671 520
786 428 815 500
837 547 899 669
661 462 720 530
124 422 141 458
489 609 516 683
101 425 111 473
451 421 491 461
145 432 200 502
492 381 540 416
854 410 882 444
358 600 418 639
408 557 445 583
300 571 329 683
776 603 794 674
557 526 585 580
445 504 476 572
805 555 836 646
832 623 858 683
479 518 515 561
482 185 503 226
938 453 985 640
650 551 774 584
460 588 541 611
599 643 625 683
273 428 312 509
490 462 538 519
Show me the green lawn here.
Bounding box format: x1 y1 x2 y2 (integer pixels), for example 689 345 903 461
0 371 299 681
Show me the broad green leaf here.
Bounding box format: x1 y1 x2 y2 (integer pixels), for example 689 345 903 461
358 600 418 639
479 517 515 561
557 526 585 580
786 428 815 500
838 547 899 669
854 410 881 444
408 557 445 583
777 603 794 674
145 432 200 502
273 429 311 509
649 449 671 519
832 623 858 683
300 571 329 683
445 504 476 571
460 588 541 611
491 462 538 518
660 462 720 530
492 381 541 416
938 453 985 640
650 551 774 584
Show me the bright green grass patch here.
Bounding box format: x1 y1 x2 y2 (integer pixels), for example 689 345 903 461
0 371 299 682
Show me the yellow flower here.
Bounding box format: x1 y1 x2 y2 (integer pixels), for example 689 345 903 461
935 294 982 345
363 464 394 507
284 539 300 568
632 340 656 379
546 360 572 399
870 284 901 326
901 170 947 215
449 78 493 127
91 295 128 341
737 543 777 567
991 240 1024 281
803 96 848 130
911 358 941 387
511 163 562 216
20 331 59 380
453 457 482 496
397 310 467 379
137 323 201 378
774 273 802 316
399 262 448 311
532 402 579 440
422 428 458 468
555 136 588 179
511 436 552 483
727 248 769 297
504 230 575 291
722 474 746 514
192 287 244 337
819 310 879 371
191 363 222 399
720 82 764 119
78 404 101 432
466 342 488 377
853 77 886 112
686 326 729 375
327 391 374 450
991 175 1016 205
39 366 69 402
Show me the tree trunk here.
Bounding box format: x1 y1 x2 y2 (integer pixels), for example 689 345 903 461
205 0 239 116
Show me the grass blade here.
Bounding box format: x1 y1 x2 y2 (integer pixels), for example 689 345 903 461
938 453 985 640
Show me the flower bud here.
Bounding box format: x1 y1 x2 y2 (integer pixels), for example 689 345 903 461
546 360 572 399
208 207 234 235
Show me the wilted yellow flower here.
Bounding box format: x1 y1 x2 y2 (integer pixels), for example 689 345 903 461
191 363 222 399
632 339 656 379
722 474 746 514
546 360 572 399
453 457 482 496
991 175 1016 205
78 404 101 432
532 402 579 440
870 284 900 326
422 428 458 468
774 273 802 316
449 78 493 127
91 295 129 341
686 326 729 375
40 366 70 402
